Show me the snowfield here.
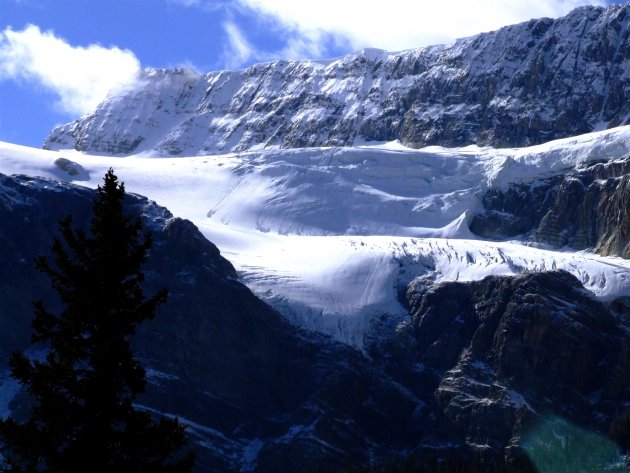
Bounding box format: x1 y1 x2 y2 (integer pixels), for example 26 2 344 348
2 126 630 347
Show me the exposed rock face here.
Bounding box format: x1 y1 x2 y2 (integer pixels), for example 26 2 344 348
44 4 630 155
0 174 422 473
471 157 630 258
407 270 630 452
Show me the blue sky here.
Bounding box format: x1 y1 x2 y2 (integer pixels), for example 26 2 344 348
0 0 622 148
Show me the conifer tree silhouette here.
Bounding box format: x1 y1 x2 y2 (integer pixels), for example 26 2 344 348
0 169 194 473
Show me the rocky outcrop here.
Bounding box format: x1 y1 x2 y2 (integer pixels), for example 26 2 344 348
471 157 630 258
44 4 630 155
407 270 630 453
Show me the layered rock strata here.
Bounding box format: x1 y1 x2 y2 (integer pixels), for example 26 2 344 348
44 5 630 155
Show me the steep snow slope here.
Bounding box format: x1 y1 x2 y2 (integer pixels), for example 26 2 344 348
3 126 630 346
44 4 630 155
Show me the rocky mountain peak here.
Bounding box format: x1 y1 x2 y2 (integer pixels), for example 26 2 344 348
44 3 629 156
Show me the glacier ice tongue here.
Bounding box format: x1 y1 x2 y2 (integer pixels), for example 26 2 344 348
2 126 630 346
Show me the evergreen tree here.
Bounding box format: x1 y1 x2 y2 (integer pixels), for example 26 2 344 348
0 169 194 472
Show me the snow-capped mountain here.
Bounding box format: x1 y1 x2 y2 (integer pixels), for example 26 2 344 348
0 164 629 472
2 3 630 471
44 4 629 156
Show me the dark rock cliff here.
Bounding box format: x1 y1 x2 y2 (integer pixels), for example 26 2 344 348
44 4 630 155
471 157 630 258
406 270 630 454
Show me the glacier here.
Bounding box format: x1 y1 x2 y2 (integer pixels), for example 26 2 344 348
2 125 630 347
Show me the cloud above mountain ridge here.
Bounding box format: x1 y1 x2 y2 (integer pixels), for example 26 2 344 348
222 0 607 64
0 24 140 116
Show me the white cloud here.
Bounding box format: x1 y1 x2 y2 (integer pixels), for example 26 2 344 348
235 0 608 53
0 25 141 116
221 19 333 69
222 21 256 68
